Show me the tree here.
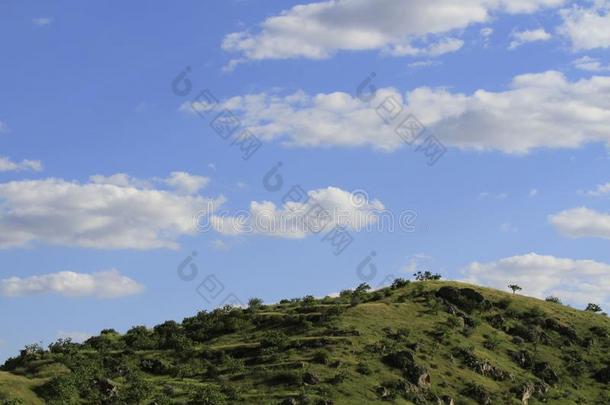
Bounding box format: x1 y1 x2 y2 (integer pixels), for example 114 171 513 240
355 283 371 292
586 303 603 313
121 372 152 405
391 278 410 289
413 271 441 281
508 284 522 295
247 297 263 310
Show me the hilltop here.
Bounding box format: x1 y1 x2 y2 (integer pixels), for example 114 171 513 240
1 280 609 404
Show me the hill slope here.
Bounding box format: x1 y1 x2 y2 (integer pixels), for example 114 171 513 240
1 280 609 404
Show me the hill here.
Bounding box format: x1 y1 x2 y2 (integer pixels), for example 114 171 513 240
1 280 609 404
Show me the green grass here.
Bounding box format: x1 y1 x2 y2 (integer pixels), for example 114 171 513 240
2 280 609 404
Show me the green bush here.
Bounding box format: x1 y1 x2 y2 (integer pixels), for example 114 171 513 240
36 375 79 404
189 384 227 405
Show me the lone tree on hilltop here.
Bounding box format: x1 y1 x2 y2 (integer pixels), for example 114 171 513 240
508 284 522 295
586 303 603 313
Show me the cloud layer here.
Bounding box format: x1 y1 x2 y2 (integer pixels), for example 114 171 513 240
0 174 223 249
0 269 143 298
222 0 565 62
192 71 610 154
462 253 610 307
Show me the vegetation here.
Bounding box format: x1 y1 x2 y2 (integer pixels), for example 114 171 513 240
1 279 609 404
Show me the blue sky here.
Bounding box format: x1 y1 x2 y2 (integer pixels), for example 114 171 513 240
1 0 610 361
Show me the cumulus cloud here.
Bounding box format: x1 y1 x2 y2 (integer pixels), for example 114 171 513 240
462 253 610 308
0 269 144 298
0 175 224 249
559 1 610 51
572 56 610 72
0 156 42 172
222 0 564 62
163 171 210 195
585 182 610 196
508 28 551 49
188 71 610 154
208 186 385 238
549 207 610 239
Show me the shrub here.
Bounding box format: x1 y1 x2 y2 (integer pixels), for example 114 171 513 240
356 362 372 375
36 375 79 404
248 298 264 310
391 278 410 289
266 371 302 386
121 372 152 404
259 331 289 350
189 384 227 405
545 296 562 304
123 326 156 350
312 350 331 365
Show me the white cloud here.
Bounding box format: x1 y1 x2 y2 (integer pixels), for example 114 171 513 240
529 188 538 197
386 38 464 57
0 156 42 172
163 171 210 195
210 186 385 238
0 121 7 133
90 172 209 195
408 60 442 69
193 70 610 154
586 182 610 196
508 28 551 49
572 56 610 72
32 17 53 27
559 1 610 51
0 269 144 299
480 27 494 37
0 175 224 249
462 253 610 308
222 0 564 62
549 207 610 239
56 331 92 343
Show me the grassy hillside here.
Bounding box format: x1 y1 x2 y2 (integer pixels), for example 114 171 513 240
1 280 609 404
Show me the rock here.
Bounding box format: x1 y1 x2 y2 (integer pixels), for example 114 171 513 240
376 385 392 399
520 382 535 404
407 365 431 388
303 371 320 385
